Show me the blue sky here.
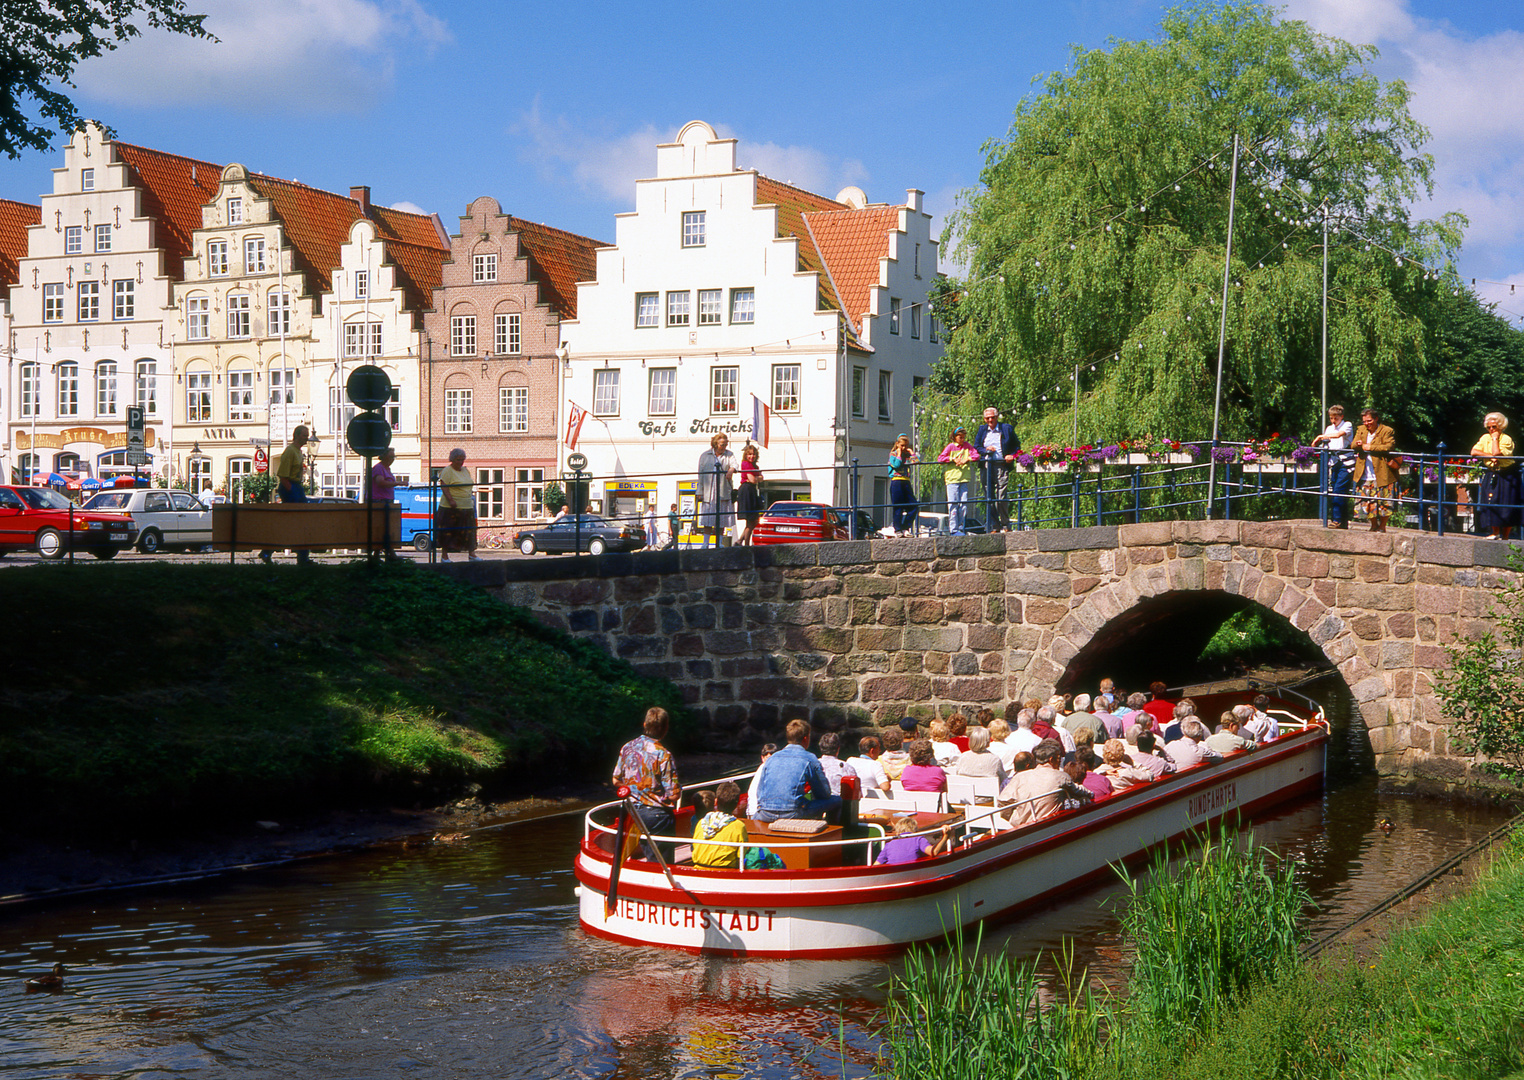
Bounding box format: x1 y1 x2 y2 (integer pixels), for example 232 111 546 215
4 0 1521 321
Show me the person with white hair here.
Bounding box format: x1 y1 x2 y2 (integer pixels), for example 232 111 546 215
437 448 480 561
1063 693 1104 742
1007 708 1042 754
1163 717 1222 770
1473 411 1520 540
954 725 1009 788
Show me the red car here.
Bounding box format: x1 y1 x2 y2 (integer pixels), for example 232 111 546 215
0 485 139 559
751 501 852 545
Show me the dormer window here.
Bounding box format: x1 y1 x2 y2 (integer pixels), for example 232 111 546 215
227 197 243 225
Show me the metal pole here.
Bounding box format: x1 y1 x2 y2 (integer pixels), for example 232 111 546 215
1437 442 1447 537
1320 202 1329 426
1206 134 1241 518
575 467 584 553
1071 362 1080 446
850 457 860 538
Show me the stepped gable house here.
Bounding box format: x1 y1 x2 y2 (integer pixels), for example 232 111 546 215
169 165 447 496
557 120 943 532
4 123 218 485
424 195 604 527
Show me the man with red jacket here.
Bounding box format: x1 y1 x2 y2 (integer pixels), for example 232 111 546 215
1141 681 1176 733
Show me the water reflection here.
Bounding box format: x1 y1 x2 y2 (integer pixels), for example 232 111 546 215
0 680 1514 1078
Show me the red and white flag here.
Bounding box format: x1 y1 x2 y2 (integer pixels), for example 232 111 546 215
565 401 588 450
751 394 771 449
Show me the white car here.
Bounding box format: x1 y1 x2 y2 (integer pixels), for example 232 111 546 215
81 488 214 553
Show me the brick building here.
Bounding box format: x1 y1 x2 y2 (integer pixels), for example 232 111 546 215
424 196 603 529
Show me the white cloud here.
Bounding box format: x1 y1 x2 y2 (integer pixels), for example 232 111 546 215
388 200 427 215
73 0 450 112
514 103 872 204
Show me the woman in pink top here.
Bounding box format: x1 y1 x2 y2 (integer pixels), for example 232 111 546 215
897 739 947 793
736 443 764 546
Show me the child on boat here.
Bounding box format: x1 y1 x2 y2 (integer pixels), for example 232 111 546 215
692 782 747 870
875 817 954 865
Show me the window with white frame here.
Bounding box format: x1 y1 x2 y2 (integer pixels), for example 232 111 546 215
648 367 675 415
42 283 63 322
914 243 921 278
136 360 157 415
113 279 134 320
344 321 381 357
57 362 78 415
682 211 705 248
473 253 497 282
450 314 476 355
697 289 722 325
268 365 295 404
19 362 37 417
96 361 117 416
354 270 368 299
16 453 37 479
245 236 266 273
476 468 505 519
208 240 228 276
730 287 755 324
515 468 545 520
228 370 255 421
635 292 659 328
226 294 251 338
227 197 242 225
878 370 893 423
95 223 111 253
889 297 901 334
329 385 356 441
851 366 866 417
772 363 800 413
929 313 939 344
494 312 520 354
186 292 214 342
78 280 99 321
593 368 620 415
186 371 211 421
229 457 253 489
910 303 921 339
320 472 361 500
190 456 212 493
267 288 290 336
387 386 400 430
710 366 738 414
667 290 690 327
445 387 472 432
65 226 82 254
499 386 528 432
81 168 94 191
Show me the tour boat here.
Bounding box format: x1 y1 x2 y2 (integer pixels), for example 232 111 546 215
575 695 1328 958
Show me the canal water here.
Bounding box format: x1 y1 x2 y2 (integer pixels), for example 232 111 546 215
0 673 1513 1079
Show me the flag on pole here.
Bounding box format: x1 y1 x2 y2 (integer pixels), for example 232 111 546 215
751 394 771 449
565 401 588 450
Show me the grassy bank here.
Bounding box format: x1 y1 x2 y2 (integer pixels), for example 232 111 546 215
0 562 685 835
877 825 1524 1078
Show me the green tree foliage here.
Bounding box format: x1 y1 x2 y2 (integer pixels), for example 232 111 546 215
936 2 1465 451
1436 549 1524 781
0 0 215 159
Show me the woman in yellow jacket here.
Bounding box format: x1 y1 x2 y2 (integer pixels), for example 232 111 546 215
1472 412 1520 541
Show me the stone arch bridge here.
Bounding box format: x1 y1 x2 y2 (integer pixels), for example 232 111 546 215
447 521 1517 789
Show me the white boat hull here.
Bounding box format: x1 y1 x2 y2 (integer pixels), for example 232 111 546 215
576 726 1326 957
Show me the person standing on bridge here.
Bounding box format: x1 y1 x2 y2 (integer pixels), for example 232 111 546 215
696 433 737 548
973 407 1020 532
1472 412 1520 541
1311 404 1355 529
1351 408 1398 533
937 427 976 535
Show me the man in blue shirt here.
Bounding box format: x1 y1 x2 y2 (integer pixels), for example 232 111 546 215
750 719 841 823
972 407 1020 532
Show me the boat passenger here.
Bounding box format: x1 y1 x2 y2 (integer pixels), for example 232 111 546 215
954 727 1009 789
999 739 1069 826
878 727 911 782
987 719 1019 772
1007 708 1043 755
1094 696 1124 740
1163 698 1197 745
1064 694 1105 742
1029 705 1061 745
1095 739 1155 792
750 720 841 823
1142 681 1176 732
898 716 921 739
929 719 961 767
1127 731 1176 780
1163 719 1222 770
741 743 778 817
692 782 748 870
845 736 891 793
1121 692 1149 723
947 712 971 754
899 739 948 793
1242 694 1281 743
1009 751 1035 776
1205 715 1254 756
1064 755 1105 807
875 817 954 865
612 707 682 854
815 732 858 796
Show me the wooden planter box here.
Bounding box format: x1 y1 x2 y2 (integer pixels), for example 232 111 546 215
211 503 402 552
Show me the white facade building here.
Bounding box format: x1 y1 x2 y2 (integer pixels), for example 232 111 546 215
559 121 943 531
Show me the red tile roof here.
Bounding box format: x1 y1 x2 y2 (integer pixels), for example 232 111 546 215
803 205 902 335
113 143 223 278
244 173 446 305
506 217 606 320
383 236 447 325
0 198 40 288
754 176 845 315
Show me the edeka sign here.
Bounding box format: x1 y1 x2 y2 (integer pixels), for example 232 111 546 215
605 896 777 933
638 417 753 438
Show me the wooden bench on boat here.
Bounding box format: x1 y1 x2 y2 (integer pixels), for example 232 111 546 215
744 820 844 869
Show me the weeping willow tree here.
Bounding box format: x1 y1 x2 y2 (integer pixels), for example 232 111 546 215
933 1 1466 450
